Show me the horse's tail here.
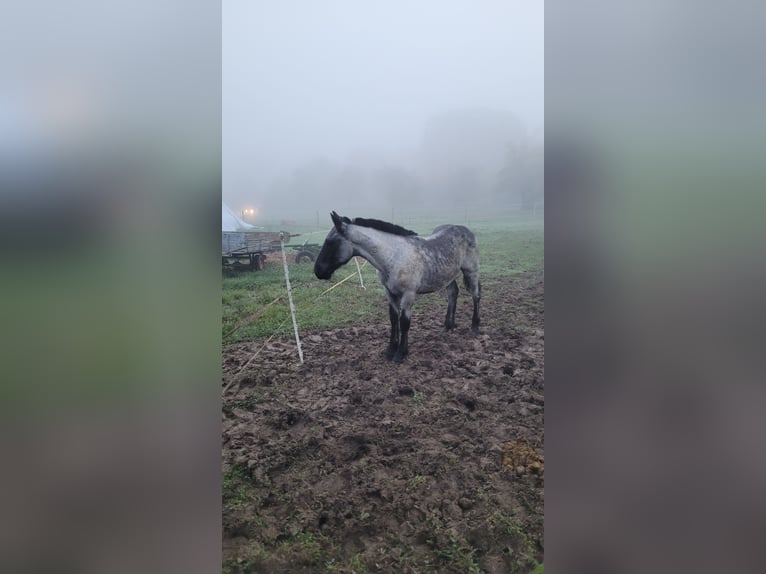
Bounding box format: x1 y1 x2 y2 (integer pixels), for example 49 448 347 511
462 227 480 293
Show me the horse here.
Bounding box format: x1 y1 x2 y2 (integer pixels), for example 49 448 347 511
314 211 481 363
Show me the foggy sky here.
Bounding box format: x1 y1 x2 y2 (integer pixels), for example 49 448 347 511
223 0 543 218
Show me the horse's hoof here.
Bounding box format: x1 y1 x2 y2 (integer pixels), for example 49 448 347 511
470 325 480 334
392 352 406 364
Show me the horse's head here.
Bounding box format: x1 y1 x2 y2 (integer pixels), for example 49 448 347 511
314 211 355 280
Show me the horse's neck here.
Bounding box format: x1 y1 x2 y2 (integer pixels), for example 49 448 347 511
349 227 404 273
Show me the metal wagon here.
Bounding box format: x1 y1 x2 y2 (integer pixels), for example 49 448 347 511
222 231 288 271
222 230 324 270
290 239 323 264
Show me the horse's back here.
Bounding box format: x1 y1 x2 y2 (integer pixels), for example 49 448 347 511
428 224 478 253
430 223 474 238
418 224 480 283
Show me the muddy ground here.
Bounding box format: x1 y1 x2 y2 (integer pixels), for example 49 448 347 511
222 271 544 573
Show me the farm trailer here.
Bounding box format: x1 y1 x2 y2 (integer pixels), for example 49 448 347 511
222 231 321 270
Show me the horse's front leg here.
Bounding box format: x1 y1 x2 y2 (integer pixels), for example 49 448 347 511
385 302 400 359
393 294 415 364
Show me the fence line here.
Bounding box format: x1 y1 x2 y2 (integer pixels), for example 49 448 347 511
223 295 283 340
224 314 291 393
280 233 303 364
222 259 374 344
224 254 375 388
353 257 365 289
320 259 368 296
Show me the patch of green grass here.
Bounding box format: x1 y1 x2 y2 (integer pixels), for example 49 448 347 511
408 474 429 488
488 511 527 538
433 536 484 573
226 395 260 411
221 544 269 574
487 511 540 574
222 556 251 574
472 222 544 278
223 531 334 573
323 551 374 574
346 552 368 574
222 259 387 342
288 531 324 565
222 463 254 510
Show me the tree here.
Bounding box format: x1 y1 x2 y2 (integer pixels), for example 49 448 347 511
418 108 526 203
371 166 421 208
495 141 543 210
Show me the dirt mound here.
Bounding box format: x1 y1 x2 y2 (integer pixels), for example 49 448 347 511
222 271 544 573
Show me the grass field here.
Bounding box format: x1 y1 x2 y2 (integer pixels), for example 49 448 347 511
222 213 543 344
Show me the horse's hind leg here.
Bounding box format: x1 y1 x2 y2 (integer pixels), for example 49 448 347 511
384 289 400 360
463 271 481 333
444 280 458 330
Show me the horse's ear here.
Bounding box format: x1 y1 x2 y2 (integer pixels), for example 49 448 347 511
330 211 346 233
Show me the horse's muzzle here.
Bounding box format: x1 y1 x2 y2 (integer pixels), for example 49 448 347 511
314 263 332 280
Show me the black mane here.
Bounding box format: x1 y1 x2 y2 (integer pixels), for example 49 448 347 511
351 217 417 237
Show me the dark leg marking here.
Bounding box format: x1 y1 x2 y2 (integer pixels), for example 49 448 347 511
463 271 481 333
471 279 481 332
393 309 411 364
445 279 458 330
385 303 399 360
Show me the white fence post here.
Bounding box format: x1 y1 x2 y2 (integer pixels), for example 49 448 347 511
354 257 365 289
280 233 304 363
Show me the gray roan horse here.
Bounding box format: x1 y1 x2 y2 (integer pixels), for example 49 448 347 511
314 211 481 363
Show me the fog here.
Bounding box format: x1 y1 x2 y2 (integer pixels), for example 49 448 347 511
223 0 543 223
